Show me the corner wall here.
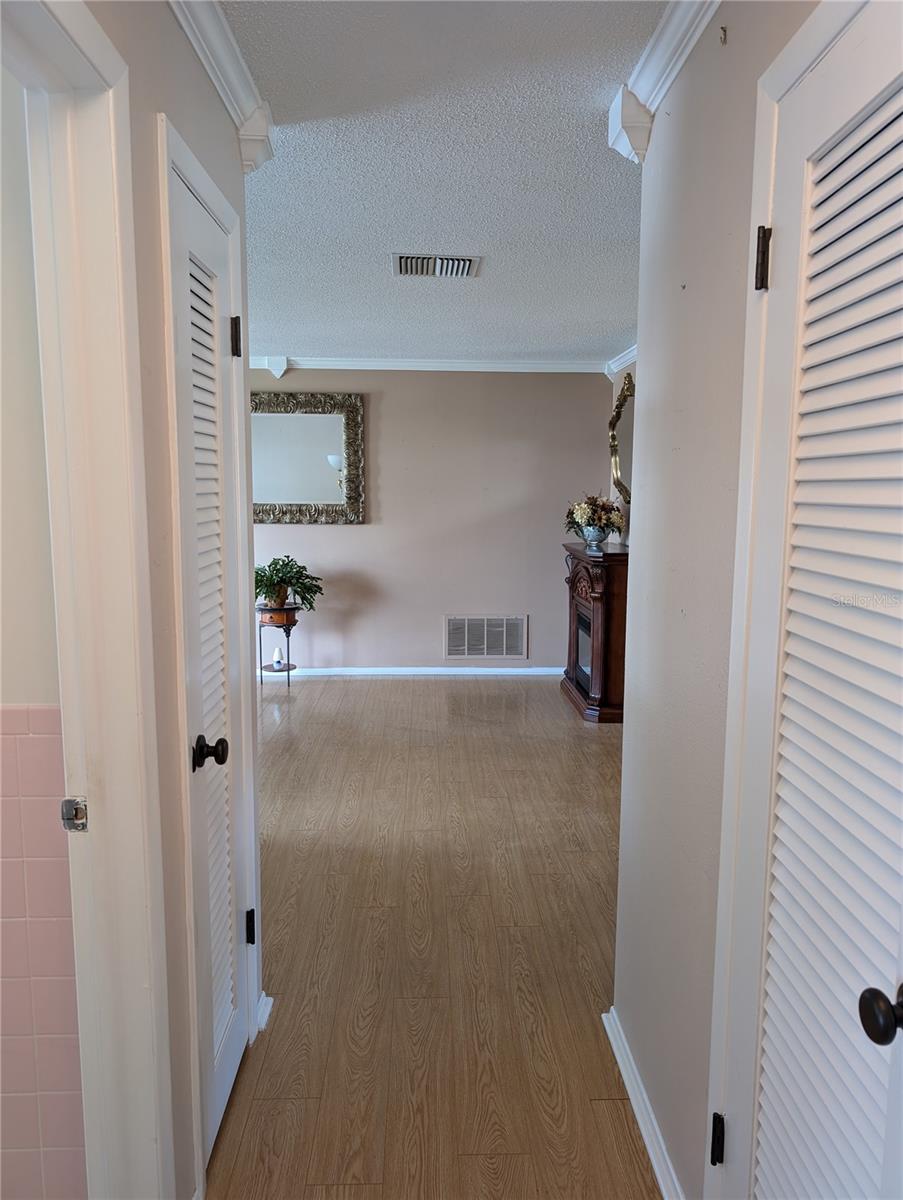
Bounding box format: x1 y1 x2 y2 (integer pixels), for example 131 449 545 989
612 4 814 1196
251 368 611 669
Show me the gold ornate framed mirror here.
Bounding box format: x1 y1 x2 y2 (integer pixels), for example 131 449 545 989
251 392 364 524
609 372 633 505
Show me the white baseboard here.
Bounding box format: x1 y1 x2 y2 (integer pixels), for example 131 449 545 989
603 1007 685 1200
256 991 274 1031
259 666 564 678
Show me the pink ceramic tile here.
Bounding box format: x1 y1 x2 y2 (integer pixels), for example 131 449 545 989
0 708 29 737
38 1091 84 1149
0 979 32 1036
2 860 27 919
26 922 74 979
35 1037 80 1093
1 1148 43 1200
21 799 67 860
1 797 23 859
1 860 27 918
43 1147 87 1200
24 859 71 920
0 1092 40 1149
0 1038 36 1094
1 921 29 978
0 739 19 798
27 708 62 736
15 737 64 799
30 977 77 1036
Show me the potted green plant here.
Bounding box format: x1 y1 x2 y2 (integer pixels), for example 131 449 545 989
565 495 624 555
255 555 323 626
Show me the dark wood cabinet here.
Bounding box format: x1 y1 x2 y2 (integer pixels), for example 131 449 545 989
561 542 629 723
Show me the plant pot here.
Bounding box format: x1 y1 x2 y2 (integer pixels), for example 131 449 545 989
580 525 612 555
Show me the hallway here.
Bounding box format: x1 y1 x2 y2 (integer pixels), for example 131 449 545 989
207 677 659 1199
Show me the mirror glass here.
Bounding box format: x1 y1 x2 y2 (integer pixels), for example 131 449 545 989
251 412 345 505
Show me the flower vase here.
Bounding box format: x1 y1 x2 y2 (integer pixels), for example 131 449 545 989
580 525 611 555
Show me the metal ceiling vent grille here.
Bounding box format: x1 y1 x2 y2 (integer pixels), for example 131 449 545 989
394 254 482 278
445 616 527 659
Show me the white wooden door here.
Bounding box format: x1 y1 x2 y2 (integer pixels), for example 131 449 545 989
166 154 250 1159
734 6 903 1199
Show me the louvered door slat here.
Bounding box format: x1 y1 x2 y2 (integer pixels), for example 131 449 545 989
766 945 886 1098
188 254 236 1063
812 145 903 230
806 227 903 301
763 979 883 1137
805 285 903 345
813 111 903 204
762 1004 876 1160
807 201 902 278
784 628 902 700
806 256 902 322
755 82 903 1199
813 88 903 182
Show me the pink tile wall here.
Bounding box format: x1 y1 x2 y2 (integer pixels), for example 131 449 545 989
1 707 86 1200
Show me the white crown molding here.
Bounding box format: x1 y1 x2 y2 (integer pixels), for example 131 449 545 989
608 86 653 164
609 0 719 163
168 0 273 172
249 356 607 375
630 0 720 111
605 344 638 377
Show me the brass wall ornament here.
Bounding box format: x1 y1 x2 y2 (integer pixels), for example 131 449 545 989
251 392 364 524
609 371 633 506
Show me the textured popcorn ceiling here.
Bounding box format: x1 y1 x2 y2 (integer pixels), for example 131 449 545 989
223 1 664 366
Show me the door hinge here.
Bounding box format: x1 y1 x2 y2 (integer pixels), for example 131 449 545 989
61 797 88 832
710 1112 725 1166
754 225 772 291
230 314 242 358
245 908 256 945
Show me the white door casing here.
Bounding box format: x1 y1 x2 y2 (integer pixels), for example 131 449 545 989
706 3 903 1198
159 116 256 1164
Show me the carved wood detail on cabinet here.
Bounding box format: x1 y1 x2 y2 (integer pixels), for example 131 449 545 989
561 542 628 723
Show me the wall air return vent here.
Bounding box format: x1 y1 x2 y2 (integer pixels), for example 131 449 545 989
445 615 527 659
393 254 482 278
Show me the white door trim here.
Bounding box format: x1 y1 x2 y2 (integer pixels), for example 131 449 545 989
157 113 263 1180
2 3 176 1196
704 4 883 1197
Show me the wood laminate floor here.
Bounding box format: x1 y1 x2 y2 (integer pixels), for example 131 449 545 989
207 678 660 1200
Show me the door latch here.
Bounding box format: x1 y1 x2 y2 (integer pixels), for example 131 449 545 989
61 798 88 832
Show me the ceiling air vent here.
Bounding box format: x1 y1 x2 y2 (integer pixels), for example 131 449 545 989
393 254 482 278
445 615 527 659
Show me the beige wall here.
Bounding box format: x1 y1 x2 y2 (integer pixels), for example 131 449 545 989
251 369 611 668
84 7 246 1196
1 68 59 706
613 4 815 1197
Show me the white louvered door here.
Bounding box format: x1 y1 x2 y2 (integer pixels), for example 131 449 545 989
167 163 250 1159
749 8 903 1200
